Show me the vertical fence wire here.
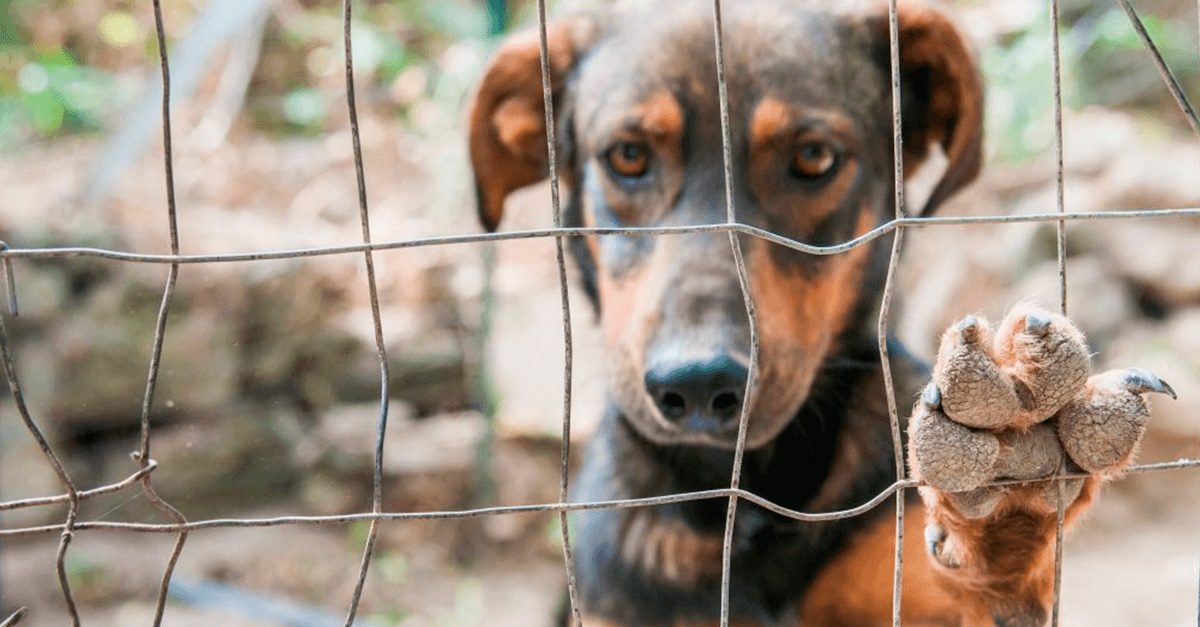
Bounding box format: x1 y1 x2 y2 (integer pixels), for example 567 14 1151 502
1048 0 1070 623
881 1 908 624
1115 0 1200 138
708 2 764 625
1050 0 1068 319
138 3 192 624
0 314 80 623
531 0 583 623
0 248 16 317
339 0 394 623
1109 3 1200 616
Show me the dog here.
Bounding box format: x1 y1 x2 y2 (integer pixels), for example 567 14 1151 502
466 1 1174 624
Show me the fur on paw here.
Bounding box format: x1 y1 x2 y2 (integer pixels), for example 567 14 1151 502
909 306 1175 516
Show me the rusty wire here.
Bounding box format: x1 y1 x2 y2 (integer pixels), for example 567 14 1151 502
338 0 394 623
531 0 583 623
134 3 191 625
0 313 80 622
1049 0 1069 623
1116 0 1200 139
3 458 1198 538
708 1 764 625
881 0 909 623
0 462 156 513
0 607 26 627
1 0 1200 625
3 208 1198 267
0 242 16 317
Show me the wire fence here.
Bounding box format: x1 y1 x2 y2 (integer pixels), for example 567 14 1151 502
1 0 1199 626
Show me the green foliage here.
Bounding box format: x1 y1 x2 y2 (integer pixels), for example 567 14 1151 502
981 4 1200 163
280 86 326 132
376 550 411 585
63 552 112 596
368 607 412 626
4 0 1196 154
0 37 117 147
347 519 372 548
250 0 499 136
2 0 506 144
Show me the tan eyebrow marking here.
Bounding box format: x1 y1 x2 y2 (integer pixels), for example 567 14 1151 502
750 97 858 149
750 97 794 147
633 90 684 138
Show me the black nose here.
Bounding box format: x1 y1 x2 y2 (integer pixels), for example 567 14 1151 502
644 354 749 431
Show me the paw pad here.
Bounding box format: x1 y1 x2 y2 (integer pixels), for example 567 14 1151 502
934 307 1090 430
909 306 1175 516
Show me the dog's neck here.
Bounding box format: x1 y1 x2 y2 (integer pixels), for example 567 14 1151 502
571 335 913 621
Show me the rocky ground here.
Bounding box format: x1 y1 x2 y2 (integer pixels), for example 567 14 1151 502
1 72 1198 627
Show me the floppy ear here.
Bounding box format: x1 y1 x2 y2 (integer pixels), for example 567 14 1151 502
468 19 598 231
872 2 984 214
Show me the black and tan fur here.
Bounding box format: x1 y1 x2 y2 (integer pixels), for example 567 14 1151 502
465 1 1100 625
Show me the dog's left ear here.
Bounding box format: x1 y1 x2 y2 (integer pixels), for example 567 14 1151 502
468 18 599 231
869 3 984 214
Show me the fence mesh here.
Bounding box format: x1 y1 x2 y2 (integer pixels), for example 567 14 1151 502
2 0 1200 626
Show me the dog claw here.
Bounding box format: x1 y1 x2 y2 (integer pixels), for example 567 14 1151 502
1122 368 1177 400
923 523 961 568
1024 311 1051 336
924 524 946 557
921 383 942 410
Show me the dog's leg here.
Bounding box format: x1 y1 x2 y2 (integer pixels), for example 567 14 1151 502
907 305 1174 625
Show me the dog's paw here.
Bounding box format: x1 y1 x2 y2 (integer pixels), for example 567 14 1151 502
908 306 1174 518
1056 368 1175 472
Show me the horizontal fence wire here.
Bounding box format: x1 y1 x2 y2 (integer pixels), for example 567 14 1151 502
3 459 1198 536
1 0 1199 625
1 208 1198 267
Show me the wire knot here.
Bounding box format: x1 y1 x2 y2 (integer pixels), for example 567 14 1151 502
0 241 16 317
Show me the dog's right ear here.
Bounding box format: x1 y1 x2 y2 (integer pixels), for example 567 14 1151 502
468 19 598 231
866 2 984 215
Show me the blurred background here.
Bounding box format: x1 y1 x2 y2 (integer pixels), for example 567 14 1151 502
0 0 1198 624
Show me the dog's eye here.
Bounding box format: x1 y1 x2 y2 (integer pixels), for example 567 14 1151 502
606 142 650 178
791 141 837 179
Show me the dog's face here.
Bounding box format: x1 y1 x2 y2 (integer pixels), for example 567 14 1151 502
469 0 982 449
